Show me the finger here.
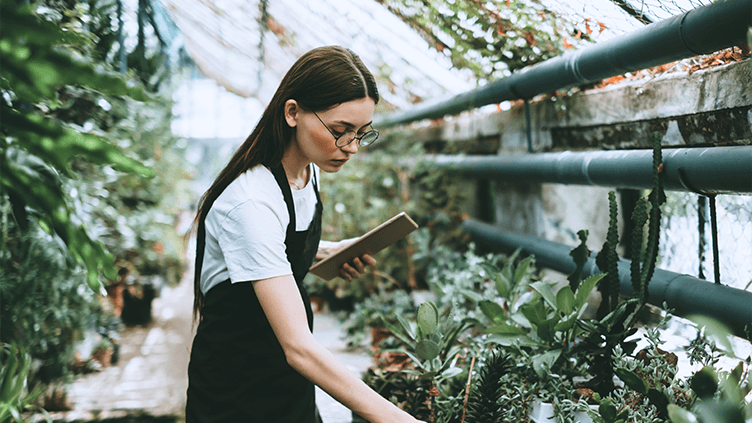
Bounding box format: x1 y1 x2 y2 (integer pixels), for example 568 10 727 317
360 254 377 267
351 257 365 273
340 263 357 281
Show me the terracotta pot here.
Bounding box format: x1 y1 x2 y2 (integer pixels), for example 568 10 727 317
92 348 113 367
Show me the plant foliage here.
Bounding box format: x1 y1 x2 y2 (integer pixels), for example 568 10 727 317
0 1 154 290
374 0 602 82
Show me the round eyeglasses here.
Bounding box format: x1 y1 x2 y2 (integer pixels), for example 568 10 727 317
312 110 379 148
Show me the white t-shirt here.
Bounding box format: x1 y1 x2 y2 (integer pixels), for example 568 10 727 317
200 164 319 295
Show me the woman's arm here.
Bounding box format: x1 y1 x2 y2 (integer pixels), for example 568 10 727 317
254 275 423 423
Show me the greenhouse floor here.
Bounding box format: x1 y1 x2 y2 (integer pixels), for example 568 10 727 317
47 274 371 423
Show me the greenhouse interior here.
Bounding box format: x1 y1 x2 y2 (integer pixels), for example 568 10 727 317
1 0 751 422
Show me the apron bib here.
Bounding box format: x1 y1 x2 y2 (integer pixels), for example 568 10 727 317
186 165 323 423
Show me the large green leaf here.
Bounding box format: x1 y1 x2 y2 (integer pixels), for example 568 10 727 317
514 256 534 285
479 300 506 323
521 299 548 326
0 3 150 103
484 322 525 335
416 301 439 336
531 349 561 378
536 315 561 342
3 106 153 178
575 273 606 310
1 152 117 290
667 404 698 423
495 272 511 298
415 339 441 362
615 368 649 395
556 286 575 315
530 281 557 310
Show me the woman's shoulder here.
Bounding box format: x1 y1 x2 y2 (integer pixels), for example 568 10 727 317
212 165 285 217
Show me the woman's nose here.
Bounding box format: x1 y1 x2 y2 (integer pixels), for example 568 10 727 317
340 139 359 154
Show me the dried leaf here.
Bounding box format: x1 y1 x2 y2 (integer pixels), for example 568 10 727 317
524 31 536 47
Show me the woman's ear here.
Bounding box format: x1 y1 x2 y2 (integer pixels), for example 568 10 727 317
284 99 299 128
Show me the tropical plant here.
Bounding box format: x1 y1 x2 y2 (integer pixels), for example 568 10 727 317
341 289 417 350
0 1 153 291
0 343 50 423
1 1 191 409
0 223 101 383
378 301 475 421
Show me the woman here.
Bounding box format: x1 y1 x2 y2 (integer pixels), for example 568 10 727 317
186 46 425 423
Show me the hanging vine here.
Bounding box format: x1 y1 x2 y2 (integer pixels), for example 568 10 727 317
374 0 603 82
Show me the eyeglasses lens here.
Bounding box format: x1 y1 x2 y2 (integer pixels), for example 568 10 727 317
335 130 379 147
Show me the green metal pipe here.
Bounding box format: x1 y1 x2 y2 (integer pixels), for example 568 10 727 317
431 146 752 195
376 0 751 129
462 218 752 338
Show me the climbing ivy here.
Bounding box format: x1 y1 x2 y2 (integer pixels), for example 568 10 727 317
374 0 600 82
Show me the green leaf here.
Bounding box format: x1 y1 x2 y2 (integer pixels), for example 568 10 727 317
521 299 548 326
695 399 745 423
690 366 718 399
484 322 525 335
530 281 557 310
514 256 533 285
575 273 606 310
4 107 153 178
418 371 438 381
536 315 561 342
438 366 463 381
598 397 618 422
647 388 669 417
460 289 483 303
687 315 735 356
479 300 506 323
495 272 511 298
484 334 539 348
415 339 441 362
531 349 561 378
667 404 698 423
556 286 575 315
553 315 577 332
396 313 417 341
380 315 415 347
615 368 649 394
416 302 439 336
1 152 117 289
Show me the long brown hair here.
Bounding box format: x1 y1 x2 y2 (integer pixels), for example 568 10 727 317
193 46 380 320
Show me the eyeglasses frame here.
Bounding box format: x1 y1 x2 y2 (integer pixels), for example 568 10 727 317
311 110 379 148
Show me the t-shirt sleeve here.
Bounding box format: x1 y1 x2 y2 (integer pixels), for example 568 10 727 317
217 199 292 282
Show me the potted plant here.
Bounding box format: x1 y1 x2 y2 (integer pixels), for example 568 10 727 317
91 338 114 368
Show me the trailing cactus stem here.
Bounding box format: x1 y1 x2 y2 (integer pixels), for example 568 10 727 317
606 191 620 311
630 198 648 300
640 132 665 304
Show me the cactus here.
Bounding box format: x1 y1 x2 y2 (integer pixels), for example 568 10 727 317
596 191 620 316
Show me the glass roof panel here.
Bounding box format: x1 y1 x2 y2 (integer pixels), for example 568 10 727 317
159 0 715 109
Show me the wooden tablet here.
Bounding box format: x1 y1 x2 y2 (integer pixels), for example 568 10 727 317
309 212 419 281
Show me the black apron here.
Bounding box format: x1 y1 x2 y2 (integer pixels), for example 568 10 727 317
186 165 323 423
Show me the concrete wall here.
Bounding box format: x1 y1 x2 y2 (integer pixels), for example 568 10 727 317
381 59 751 255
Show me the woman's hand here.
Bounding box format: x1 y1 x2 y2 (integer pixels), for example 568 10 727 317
339 254 376 281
